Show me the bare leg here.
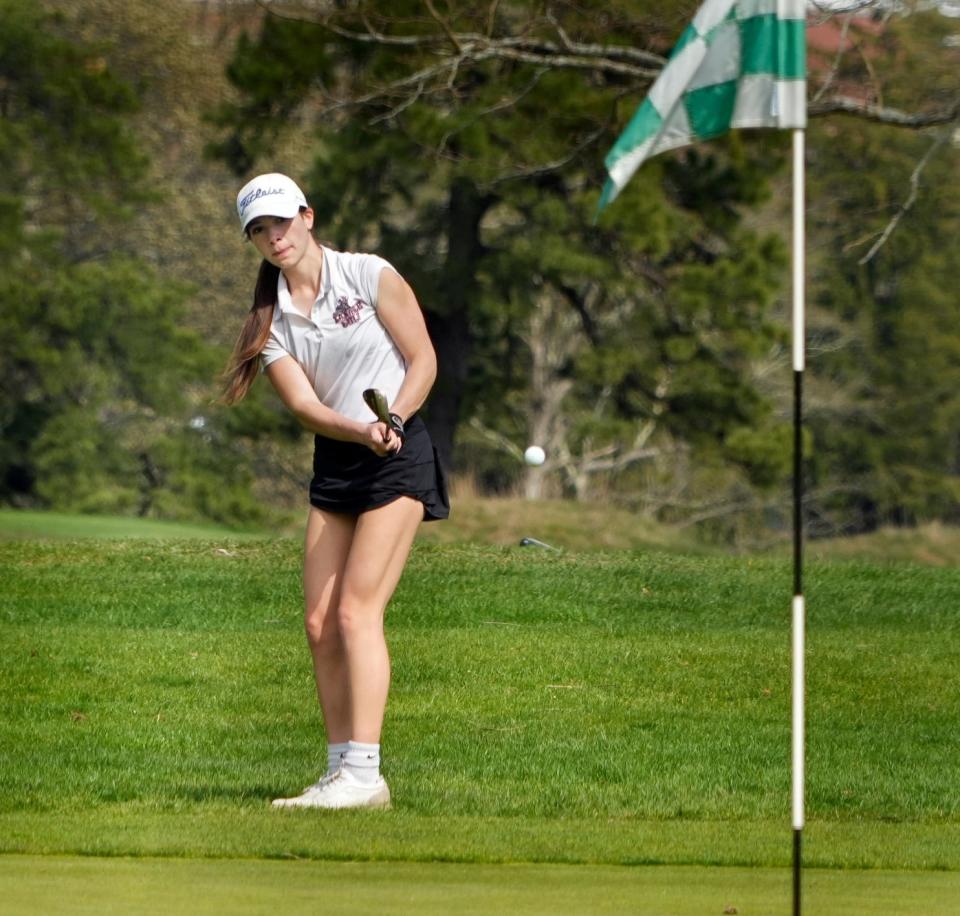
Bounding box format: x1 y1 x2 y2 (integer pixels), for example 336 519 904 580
338 496 423 744
272 498 421 810
303 507 356 744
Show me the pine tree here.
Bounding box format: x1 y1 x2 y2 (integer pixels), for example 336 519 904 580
0 0 264 524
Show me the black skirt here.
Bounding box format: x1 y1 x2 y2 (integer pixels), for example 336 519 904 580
309 413 450 521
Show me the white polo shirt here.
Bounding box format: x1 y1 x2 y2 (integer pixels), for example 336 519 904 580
260 246 408 422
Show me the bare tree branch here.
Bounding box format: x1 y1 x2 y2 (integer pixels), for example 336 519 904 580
854 33 884 108
485 0 500 39
671 495 764 529
467 416 525 462
368 79 428 125
808 0 883 15
855 128 952 264
253 1 957 136
540 7 665 68
809 95 960 127
317 57 456 114
483 123 611 189
812 13 855 104
253 1 663 76
471 46 658 79
424 0 463 54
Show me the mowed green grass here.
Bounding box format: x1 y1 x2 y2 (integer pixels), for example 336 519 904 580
3 856 959 916
0 509 264 541
1 515 958 911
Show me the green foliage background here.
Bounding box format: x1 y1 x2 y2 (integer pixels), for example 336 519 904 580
0 0 958 539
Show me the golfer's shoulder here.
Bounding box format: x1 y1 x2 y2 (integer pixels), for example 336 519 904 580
326 246 397 305
328 247 393 275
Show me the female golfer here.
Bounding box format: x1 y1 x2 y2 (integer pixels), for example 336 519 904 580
223 173 448 810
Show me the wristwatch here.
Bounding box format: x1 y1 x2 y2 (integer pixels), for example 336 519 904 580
388 413 406 443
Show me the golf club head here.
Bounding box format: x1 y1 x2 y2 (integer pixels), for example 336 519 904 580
363 388 392 425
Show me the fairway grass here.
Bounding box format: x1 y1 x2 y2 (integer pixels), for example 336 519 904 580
2 537 958 902
0 509 264 541
2 808 959 871
2 856 959 916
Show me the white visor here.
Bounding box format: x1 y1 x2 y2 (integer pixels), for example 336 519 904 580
236 173 308 232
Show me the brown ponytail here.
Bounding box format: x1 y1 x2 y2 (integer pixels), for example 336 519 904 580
220 259 281 405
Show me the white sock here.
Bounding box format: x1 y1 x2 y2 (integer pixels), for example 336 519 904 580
342 740 380 785
327 741 349 775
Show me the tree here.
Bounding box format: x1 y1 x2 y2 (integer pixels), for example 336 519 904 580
211 1 789 492
0 0 266 524
798 4 960 531
207 0 960 535
805 123 960 530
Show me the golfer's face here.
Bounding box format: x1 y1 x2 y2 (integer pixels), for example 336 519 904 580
247 211 313 268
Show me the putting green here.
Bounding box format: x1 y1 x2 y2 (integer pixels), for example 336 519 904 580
2 855 958 915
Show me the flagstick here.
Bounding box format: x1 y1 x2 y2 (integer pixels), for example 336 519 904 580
791 126 806 916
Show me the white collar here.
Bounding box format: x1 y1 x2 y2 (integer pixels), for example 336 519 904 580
276 246 332 315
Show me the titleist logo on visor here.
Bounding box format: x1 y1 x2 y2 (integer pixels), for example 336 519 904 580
239 186 286 216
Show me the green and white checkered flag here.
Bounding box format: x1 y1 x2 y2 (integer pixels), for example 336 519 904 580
599 0 806 212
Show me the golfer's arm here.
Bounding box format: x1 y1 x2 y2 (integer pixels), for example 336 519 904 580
265 357 368 443
376 268 437 423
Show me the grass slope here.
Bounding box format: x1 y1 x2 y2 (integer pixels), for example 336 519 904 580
5 505 960 565
3 856 959 916
1 538 958 874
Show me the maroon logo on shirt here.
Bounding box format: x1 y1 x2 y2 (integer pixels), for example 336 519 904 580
333 296 366 327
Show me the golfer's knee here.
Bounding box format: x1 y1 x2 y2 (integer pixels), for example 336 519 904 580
304 607 340 652
336 597 382 644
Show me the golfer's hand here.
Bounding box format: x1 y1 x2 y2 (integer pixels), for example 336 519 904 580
365 422 401 456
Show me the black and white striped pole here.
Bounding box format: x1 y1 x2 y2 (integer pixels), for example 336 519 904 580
791 126 806 916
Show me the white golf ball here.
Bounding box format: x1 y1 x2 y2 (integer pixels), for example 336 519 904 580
524 445 546 466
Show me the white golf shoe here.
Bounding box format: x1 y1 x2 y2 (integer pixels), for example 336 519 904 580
270 772 338 809
271 768 391 810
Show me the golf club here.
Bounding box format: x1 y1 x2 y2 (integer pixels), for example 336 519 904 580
363 387 404 450
363 387 392 426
